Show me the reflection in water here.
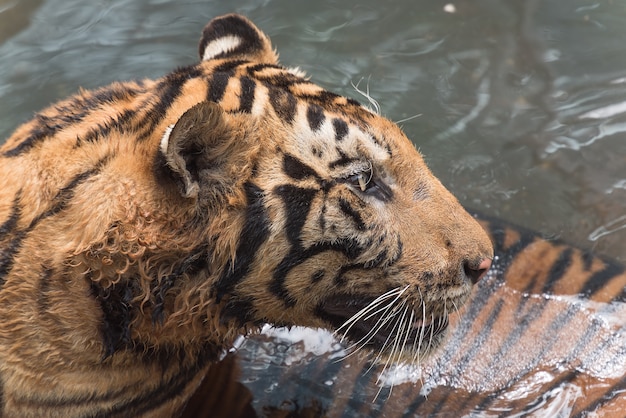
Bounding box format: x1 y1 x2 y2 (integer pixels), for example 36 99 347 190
2 0 626 416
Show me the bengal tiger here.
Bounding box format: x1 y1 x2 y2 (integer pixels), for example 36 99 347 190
0 14 493 417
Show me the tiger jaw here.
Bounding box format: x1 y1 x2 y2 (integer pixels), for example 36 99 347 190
316 286 467 360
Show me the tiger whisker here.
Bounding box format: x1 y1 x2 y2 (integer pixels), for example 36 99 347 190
335 286 408 334
377 301 408 378
351 76 381 115
335 289 410 362
450 298 463 325
372 299 408 362
339 302 400 360
366 300 409 364
412 287 427 365
402 309 415 361
335 285 409 345
427 312 436 352
373 301 409 401
394 113 422 124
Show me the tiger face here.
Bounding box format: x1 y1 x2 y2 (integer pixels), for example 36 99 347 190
0 14 493 416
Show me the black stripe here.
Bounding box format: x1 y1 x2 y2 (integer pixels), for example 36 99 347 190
2 115 60 157
274 185 317 249
0 157 109 289
338 198 366 231
310 270 325 283
136 65 203 142
81 83 141 108
239 76 256 113
0 192 21 240
297 89 343 104
213 59 247 74
104 345 217 418
402 394 429 417
151 246 208 324
346 97 362 107
271 184 366 306
245 63 283 74
33 167 102 225
259 72 304 90
14 344 217 416
581 249 594 271
333 263 365 286
328 148 356 170
518 371 580 416
452 297 504 374
579 261 625 300
486 219 536 270
283 154 320 181
340 361 386 418
3 84 141 157
268 86 297 123
220 296 257 326
89 277 135 359
306 103 325 131
76 108 138 146
270 184 318 306
213 182 270 302
542 247 573 294
272 238 366 307
0 193 22 289
363 248 388 270
332 118 349 141
0 231 26 289
207 71 231 103
36 265 55 315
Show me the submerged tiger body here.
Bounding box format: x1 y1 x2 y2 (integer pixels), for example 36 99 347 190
0 14 493 417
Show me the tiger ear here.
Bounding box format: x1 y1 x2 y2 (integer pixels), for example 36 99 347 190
198 14 279 64
158 101 235 203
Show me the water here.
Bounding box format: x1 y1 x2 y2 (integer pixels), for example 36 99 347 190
2 0 626 416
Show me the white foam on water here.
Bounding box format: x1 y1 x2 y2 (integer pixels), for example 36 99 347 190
259 325 346 366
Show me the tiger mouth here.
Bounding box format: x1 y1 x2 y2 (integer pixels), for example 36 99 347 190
316 293 449 354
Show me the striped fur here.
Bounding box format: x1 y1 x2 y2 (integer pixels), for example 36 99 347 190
186 215 624 417
0 14 493 417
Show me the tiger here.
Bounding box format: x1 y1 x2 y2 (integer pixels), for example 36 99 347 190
0 13 493 417
180 215 626 418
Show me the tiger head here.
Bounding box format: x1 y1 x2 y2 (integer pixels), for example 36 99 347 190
150 14 494 362
0 14 493 370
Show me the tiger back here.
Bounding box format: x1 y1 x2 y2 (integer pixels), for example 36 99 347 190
0 14 492 417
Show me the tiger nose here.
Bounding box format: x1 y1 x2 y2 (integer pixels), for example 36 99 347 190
463 258 492 285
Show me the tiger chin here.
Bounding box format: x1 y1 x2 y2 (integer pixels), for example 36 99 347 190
0 13 493 418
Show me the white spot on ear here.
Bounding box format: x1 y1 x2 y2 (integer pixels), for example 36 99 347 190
160 124 175 155
202 35 242 61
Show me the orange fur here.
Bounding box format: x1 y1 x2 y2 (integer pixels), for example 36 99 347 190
0 14 492 417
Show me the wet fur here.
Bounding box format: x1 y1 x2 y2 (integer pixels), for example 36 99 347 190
0 14 492 417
